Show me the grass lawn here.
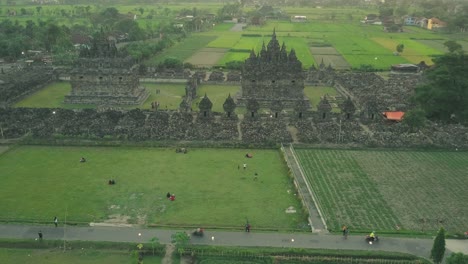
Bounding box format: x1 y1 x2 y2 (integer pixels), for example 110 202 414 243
304 86 339 112
0 248 162 264
295 149 468 233
0 146 306 230
13 82 185 111
192 85 240 113
140 83 185 110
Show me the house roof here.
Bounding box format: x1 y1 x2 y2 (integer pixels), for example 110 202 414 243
429 17 447 25
383 111 405 121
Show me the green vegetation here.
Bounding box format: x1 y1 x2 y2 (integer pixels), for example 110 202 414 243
295 149 468 233
0 248 162 264
192 85 240 113
303 86 338 112
141 83 185 110
147 35 217 65
13 82 186 111
0 146 306 230
186 245 428 264
413 50 468 122
430 227 446 264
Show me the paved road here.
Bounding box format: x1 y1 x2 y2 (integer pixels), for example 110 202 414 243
1 224 467 261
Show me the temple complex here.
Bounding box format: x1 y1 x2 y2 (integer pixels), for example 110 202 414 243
238 30 310 108
65 31 148 105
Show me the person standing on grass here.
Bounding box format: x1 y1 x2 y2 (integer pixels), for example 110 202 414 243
243 163 247 170
54 216 58 227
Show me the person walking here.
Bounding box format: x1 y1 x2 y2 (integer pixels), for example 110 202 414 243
38 231 43 240
342 225 349 239
54 216 58 227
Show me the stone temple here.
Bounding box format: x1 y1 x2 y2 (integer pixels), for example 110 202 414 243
238 30 310 108
65 32 148 105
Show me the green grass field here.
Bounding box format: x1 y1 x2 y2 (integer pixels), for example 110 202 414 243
0 248 161 264
0 146 306 230
192 85 240 113
303 86 339 112
295 148 468 233
14 82 186 111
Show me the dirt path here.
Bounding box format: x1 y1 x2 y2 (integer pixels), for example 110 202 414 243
162 244 175 264
282 144 326 233
287 126 299 143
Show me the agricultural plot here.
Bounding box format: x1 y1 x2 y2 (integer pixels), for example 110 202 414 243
192 85 240 113
147 35 217 65
205 33 243 48
309 47 351 70
184 48 229 67
372 37 442 64
0 146 306 230
329 33 409 69
295 149 468 233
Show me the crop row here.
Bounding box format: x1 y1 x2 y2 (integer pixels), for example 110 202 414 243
295 149 468 233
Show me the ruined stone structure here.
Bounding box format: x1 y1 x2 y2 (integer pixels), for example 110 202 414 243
65 32 148 105
239 30 310 108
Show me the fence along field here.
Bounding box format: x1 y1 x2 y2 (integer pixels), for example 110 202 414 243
295 149 468 233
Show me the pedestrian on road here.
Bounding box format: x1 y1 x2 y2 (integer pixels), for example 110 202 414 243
38 231 43 240
342 225 348 238
54 216 58 227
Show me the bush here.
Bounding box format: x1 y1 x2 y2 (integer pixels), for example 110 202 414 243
225 61 244 70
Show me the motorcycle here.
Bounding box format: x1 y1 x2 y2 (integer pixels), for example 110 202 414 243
365 235 379 244
192 228 204 237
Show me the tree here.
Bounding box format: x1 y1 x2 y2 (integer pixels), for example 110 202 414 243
396 43 404 54
444 40 463 54
402 108 426 132
447 252 468 264
149 236 159 256
171 232 190 256
413 52 468 123
430 227 446 264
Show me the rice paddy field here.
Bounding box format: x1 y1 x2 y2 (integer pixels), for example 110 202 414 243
294 148 468 233
0 146 306 230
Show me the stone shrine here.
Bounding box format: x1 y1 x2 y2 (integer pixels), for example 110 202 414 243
238 30 310 108
65 32 148 105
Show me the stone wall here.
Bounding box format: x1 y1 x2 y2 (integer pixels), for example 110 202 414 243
1 107 468 149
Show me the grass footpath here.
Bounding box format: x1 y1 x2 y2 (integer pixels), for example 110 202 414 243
0 146 306 230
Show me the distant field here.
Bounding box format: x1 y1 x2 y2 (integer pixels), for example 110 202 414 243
310 47 350 70
184 48 229 67
372 37 441 64
147 35 217 65
295 149 468 233
0 146 306 230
